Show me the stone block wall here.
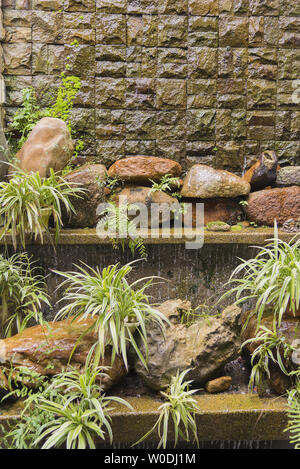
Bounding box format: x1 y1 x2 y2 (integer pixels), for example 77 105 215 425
1 0 300 172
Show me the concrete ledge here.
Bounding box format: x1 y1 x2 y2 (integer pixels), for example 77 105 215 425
0 395 289 445
0 228 298 246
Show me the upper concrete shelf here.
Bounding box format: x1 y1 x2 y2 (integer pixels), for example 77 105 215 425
0 228 298 246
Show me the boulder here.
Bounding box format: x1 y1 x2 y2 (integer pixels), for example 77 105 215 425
246 186 300 226
205 376 232 393
244 151 278 191
108 156 182 183
134 300 243 390
111 185 180 228
276 167 300 187
206 221 231 232
16 117 73 178
182 197 243 227
181 165 250 198
0 317 127 391
63 164 107 228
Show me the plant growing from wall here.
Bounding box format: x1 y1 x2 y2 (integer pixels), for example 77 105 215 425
97 201 147 259
0 252 49 337
221 223 300 327
54 262 169 369
0 168 85 249
134 369 200 449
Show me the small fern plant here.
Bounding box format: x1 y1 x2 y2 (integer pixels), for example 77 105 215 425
134 369 200 449
96 201 147 259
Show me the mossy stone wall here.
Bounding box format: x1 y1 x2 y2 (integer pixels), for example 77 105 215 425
2 0 300 172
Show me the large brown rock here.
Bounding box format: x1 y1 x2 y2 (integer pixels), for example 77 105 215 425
63 164 107 228
134 300 243 390
108 156 182 183
0 317 127 391
183 197 243 227
244 151 278 191
112 185 180 228
246 186 300 226
181 164 250 198
16 117 73 177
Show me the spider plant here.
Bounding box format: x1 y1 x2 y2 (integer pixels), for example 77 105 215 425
149 174 181 194
54 261 169 369
0 167 85 249
0 252 49 337
97 201 147 258
134 369 200 449
285 382 300 449
243 324 295 392
220 222 300 327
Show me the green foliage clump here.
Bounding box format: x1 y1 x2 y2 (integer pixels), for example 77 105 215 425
0 168 85 249
0 252 49 337
54 261 169 369
135 369 200 449
149 174 181 195
222 222 300 327
97 201 147 258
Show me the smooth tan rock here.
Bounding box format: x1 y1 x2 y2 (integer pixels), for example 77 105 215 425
276 167 300 187
135 301 242 390
64 164 107 228
108 156 182 183
246 186 300 226
205 376 232 393
0 317 127 391
182 197 243 227
244 151 278 191
16 117 73 177
112 185 181 228
181 165 250 198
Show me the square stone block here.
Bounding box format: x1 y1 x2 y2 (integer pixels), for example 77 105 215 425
3 10 32 27
5 27 31 43
218 48 248 78
189 47 217 79
96 140 125 166
32 11 64 44
96 45 126 62
249 0 279 16
156 140 186 164
64 13 95 29
189 16 218 47
280 0 300 16
64 29 96 45
278 50 300 80
248 48 277 81
217 78 246 108
247 111 275 140
96 14 126 45
279 17 300 48
277 81 300 109
158 15 188 48
65 44 95 77
187 109 216 141
64 0 94 11
127 0 159 14
126 110 156 139
276 111 300 141
96 61 126 77
3 43 31 75
126 78 156 109
217 109 247 141
215 141 245 171
156 111 186 140
187 79 216 108
157 79 186 109
97 0 127 13
158 0 188 14
126 140 156 156
95 77 126 108
219 17 248 47
247 79 276 109
189 0 218 15
219 0 248 15
73 77 95 107
96 109 125 139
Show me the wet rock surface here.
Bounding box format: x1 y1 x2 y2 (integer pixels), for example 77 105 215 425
134 300 243 390
246 186 300 226
112 185 180 228
205 376 232 394
184 197 243 227
244 151 278 191
108 156 182 183
16 118 73 178
63 164 107 228
276 167 300 187
0 317 127 391
181 165 250 199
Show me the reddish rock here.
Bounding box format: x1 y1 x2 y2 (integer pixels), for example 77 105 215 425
181 165 250 198
244 151 279 191
64 164 107 228
111 185 180 228
246 186 300 226
108 156 182 183
205 376 232 393
16 117 73 177
183 198 243 227
0 317 127 391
